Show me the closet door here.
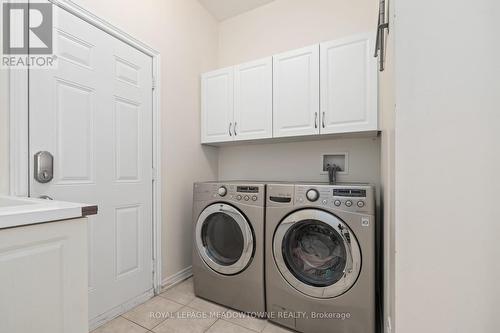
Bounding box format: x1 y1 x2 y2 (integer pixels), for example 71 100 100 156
320 33 378 134
234 57 272 141
273 45 320 138
201 67 234 143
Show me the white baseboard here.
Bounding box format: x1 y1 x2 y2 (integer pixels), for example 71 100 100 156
161 266 193 291
89 289 154 331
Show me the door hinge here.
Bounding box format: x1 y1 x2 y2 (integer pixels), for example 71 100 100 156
152 76 156 90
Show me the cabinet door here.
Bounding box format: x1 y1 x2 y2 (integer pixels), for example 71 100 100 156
273 45 320 138
234 58 273 141
0 219 88 333
201 67 234 143
320 33 378 134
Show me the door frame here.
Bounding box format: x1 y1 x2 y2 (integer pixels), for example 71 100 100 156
8 0 163 296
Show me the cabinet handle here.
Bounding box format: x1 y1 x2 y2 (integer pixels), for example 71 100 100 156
234 122 237 136
229 122 233 136
322 112 325 128
314 112 318 129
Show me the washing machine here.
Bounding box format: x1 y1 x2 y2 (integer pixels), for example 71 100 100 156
266 183 376 333
192 182 266 314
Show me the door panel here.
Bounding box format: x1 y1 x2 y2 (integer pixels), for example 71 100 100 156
320 33 378 134
273 45 319 138
55 79 94 184
201 67 234 143
114 98 141 181
195 203 254 275
234 58 272 140
29 7 153 322
273 209 361 298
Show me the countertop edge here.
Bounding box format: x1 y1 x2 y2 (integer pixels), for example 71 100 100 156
81 205 98 217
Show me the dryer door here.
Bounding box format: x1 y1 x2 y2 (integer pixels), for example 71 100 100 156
273 209 361 298
196 203 254 275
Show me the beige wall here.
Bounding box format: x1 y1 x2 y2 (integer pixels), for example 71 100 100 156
219 137 380 185
71 0 220 281
218 0 378 67
394 0 500 332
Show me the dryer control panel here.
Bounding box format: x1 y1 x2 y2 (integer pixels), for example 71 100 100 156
295 184 375 215
194 182 265 207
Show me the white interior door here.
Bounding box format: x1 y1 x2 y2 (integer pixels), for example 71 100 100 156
29 7 154 322
234 57 273 141
201 67 234 143
320 33 378 134
273 45 320 138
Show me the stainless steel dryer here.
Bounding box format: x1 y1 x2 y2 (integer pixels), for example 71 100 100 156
266 183 376 333
192 182 266 314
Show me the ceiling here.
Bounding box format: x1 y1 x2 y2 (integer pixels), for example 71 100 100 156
198 0 275 21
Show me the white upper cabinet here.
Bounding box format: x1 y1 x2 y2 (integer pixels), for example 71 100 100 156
234 57 273 141
200 32 378 144
320 33 378 134
273 45 320 138
201 67 234 143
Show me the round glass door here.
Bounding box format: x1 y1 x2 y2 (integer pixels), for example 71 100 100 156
196 203 254 275
273 209 361 298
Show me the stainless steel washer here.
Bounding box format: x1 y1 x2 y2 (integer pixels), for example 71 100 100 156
192 182 266 314
266 183 376 333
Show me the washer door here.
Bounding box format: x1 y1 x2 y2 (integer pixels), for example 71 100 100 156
273 209 361 298
196 203 254 275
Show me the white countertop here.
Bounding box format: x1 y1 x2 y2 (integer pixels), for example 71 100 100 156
0 196 98 229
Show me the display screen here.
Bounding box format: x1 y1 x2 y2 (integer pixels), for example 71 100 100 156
237 186 259 193
333 189 366 197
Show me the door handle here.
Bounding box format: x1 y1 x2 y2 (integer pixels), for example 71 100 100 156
234 122 237 136
314 112 318 129
229 122 233 136
34 151 54 183
39 195 54 200
322 112 325 128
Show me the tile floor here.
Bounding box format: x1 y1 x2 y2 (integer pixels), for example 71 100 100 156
91 277 294 333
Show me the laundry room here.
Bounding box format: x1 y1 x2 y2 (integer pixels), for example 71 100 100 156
0 0 499 333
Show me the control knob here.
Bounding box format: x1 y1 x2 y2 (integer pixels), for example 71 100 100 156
218 186 227 197
306 189 319 202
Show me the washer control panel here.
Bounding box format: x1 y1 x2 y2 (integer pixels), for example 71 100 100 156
294 184 374 214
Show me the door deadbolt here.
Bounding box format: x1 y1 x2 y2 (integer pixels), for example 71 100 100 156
34 151 54 183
